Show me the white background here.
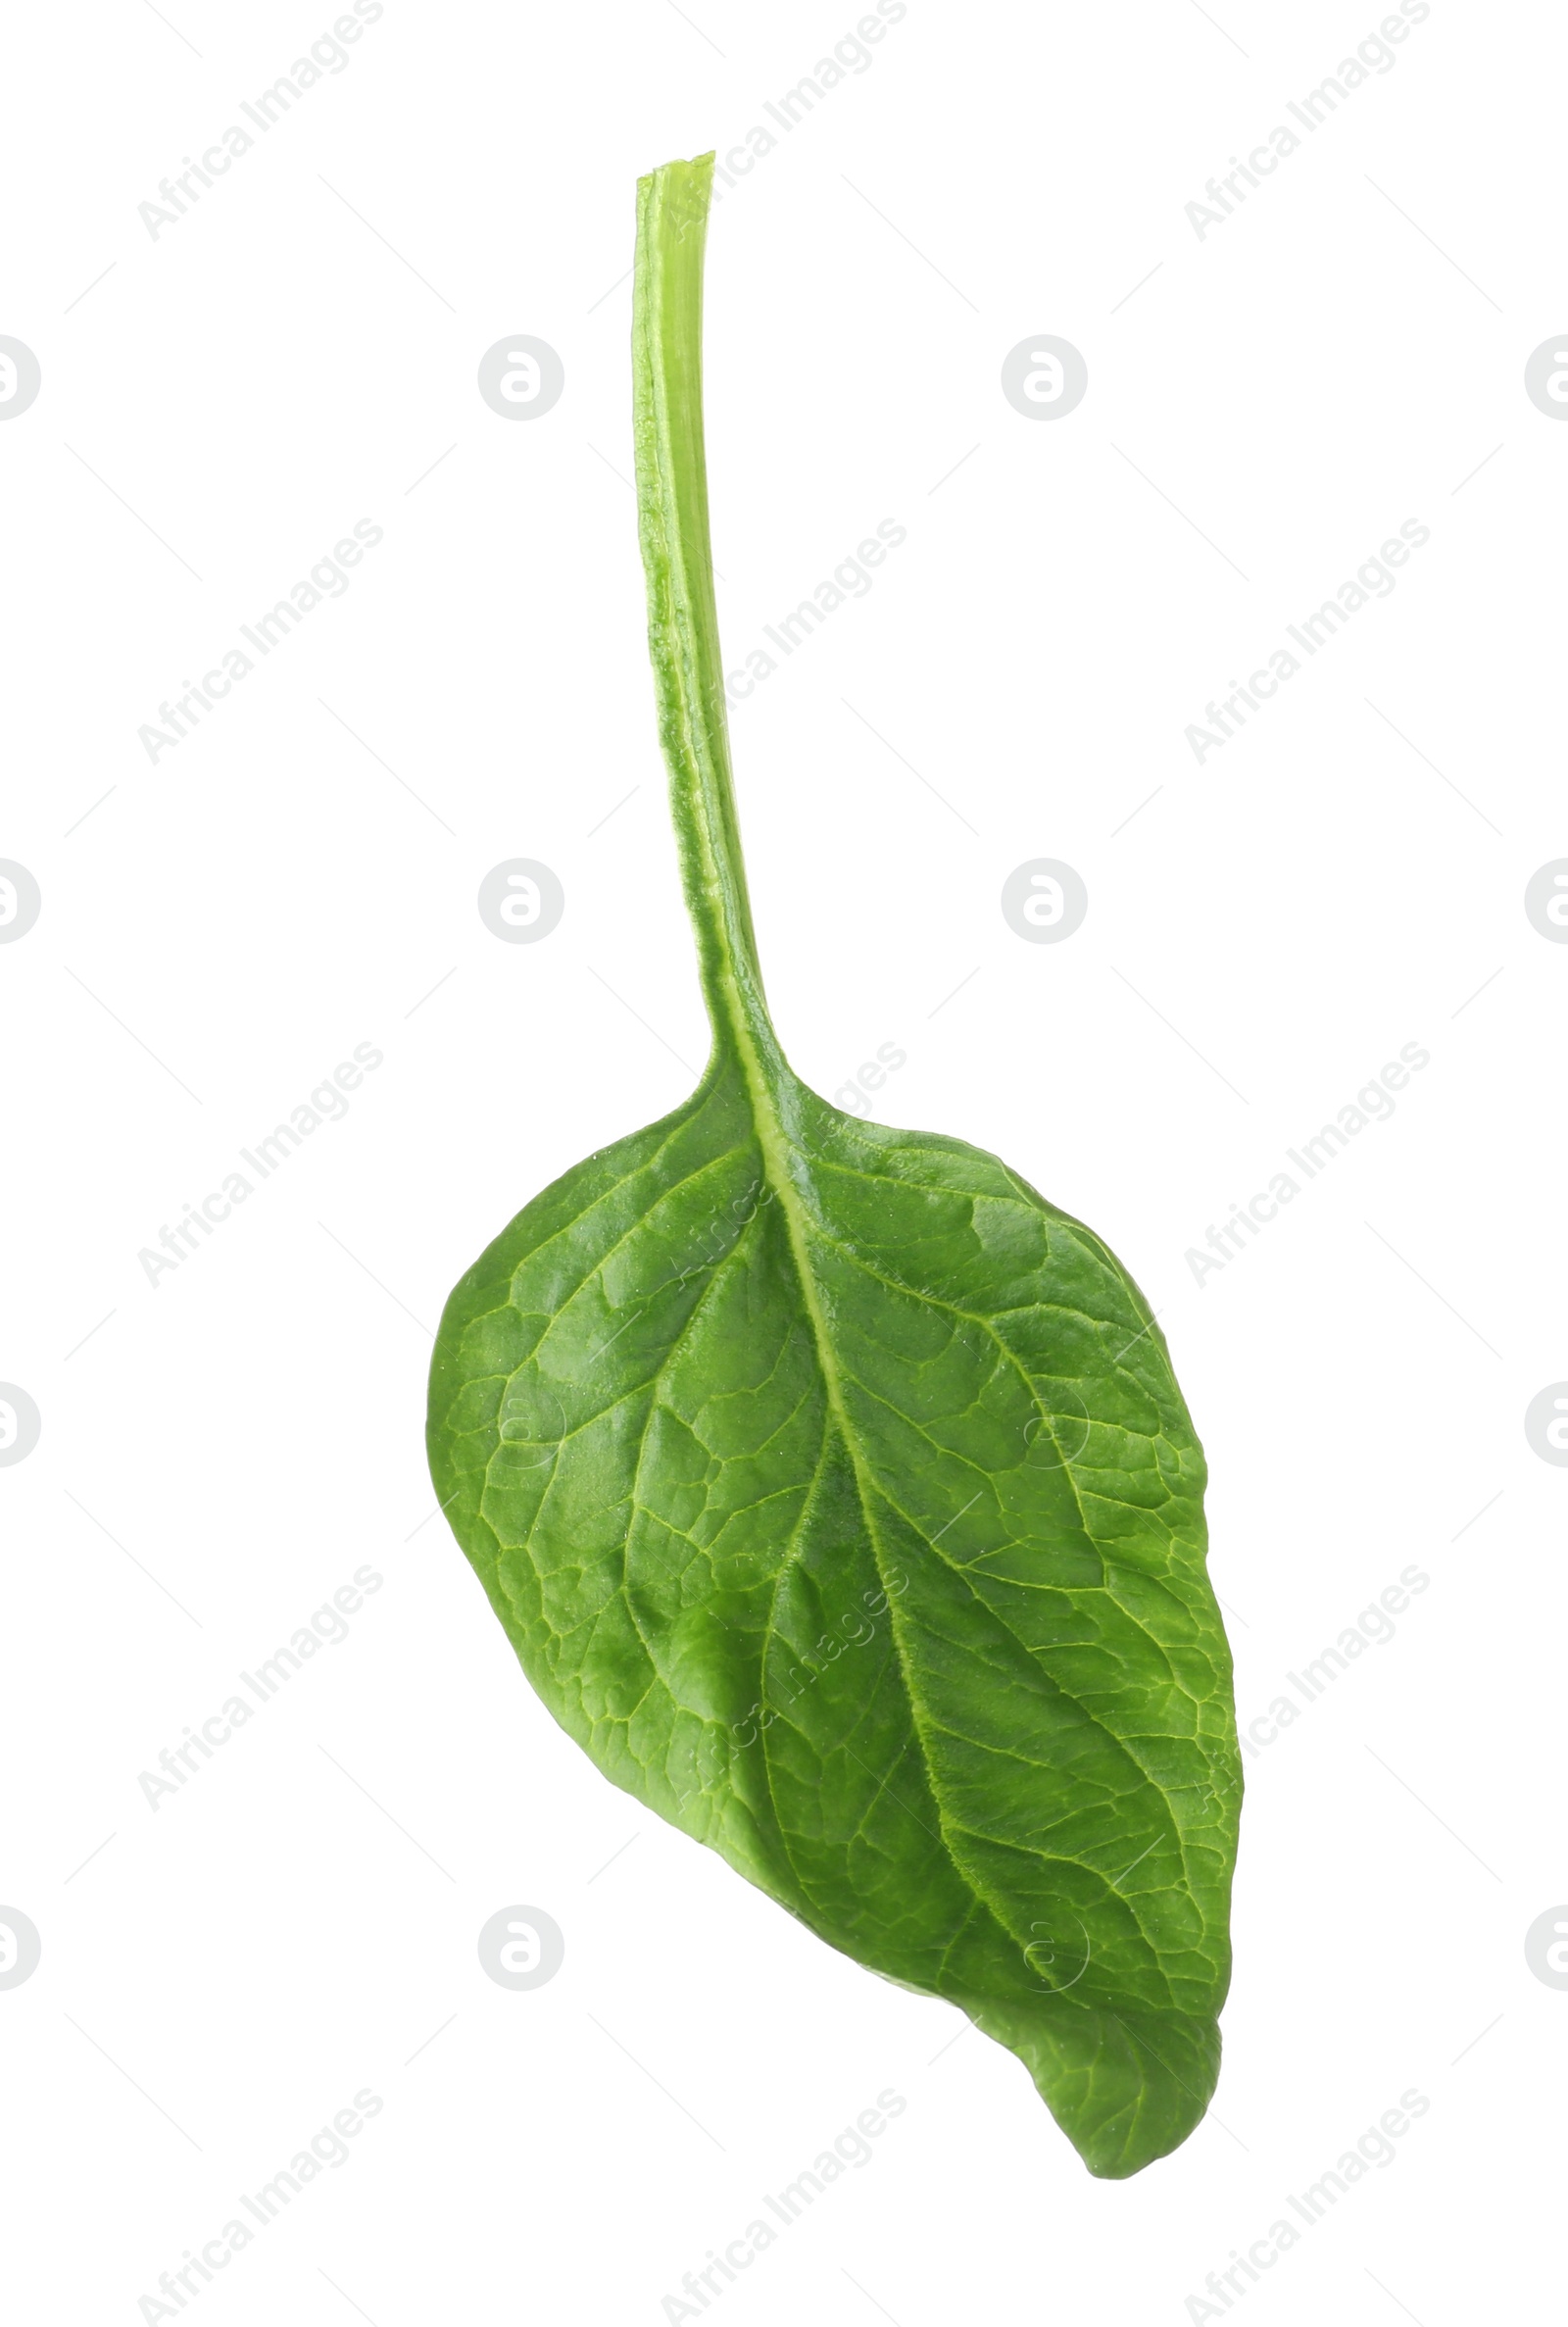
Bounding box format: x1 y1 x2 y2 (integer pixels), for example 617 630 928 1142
3 2 1562 2320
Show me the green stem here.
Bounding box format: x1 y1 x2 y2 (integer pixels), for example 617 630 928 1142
632 153 778 1074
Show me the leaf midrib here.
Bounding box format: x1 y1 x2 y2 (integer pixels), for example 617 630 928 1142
720 1009 1066 1984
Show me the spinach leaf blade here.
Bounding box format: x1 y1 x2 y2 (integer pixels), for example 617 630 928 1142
427 152 1241 2178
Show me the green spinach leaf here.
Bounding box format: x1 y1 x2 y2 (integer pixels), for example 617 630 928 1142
428 152 1241 2177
